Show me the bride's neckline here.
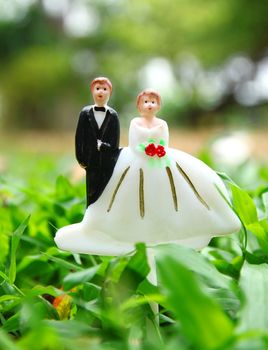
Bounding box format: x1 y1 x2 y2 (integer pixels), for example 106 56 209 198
133 122 163 130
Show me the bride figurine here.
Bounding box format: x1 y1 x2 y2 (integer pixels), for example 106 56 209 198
55 89 240 256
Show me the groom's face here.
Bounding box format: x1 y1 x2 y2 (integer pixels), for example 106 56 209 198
92 82 111 107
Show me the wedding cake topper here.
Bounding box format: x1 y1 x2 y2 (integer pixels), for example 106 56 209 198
55 79 240 256
74 77 120 207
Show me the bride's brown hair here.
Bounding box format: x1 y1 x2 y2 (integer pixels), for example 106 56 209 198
136 89 161 110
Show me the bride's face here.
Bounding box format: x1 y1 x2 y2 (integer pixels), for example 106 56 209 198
138 95 160 116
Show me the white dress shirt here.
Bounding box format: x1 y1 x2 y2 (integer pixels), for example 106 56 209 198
93 106 107 129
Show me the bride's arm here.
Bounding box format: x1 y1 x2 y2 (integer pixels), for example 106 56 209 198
156 119 169 144
155 118 168 130
130 118 141 127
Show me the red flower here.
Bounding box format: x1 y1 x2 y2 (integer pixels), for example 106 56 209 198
145 143 157 157
156 145 166 158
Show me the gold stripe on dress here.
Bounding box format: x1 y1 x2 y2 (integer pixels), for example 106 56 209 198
139 168 145 218
107 166 130 212
176 162 210 210
166 166 178 211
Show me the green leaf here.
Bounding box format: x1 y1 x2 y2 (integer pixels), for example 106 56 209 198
230 184 268 253
0 270 10 282
121 294 164 312
155 244 232 290
0 295 21 303
231 184 258 225
116 243 150 295
9 216 30 284
128 243 150 281
0 330 20 350
0 230 9 266
217 172 237 185
137 144 146 152
28 285 63 298
55 175 74 201
43 319 97 338
106 257 129 284
63 265 100 290
41 252 83 271
156 253 234 349
247 222 268 253
238 262 268 332
2 313 20 333
262 191 268 220
17 254 44 272
36 296 60 320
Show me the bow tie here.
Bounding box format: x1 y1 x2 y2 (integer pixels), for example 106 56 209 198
94 106 106 112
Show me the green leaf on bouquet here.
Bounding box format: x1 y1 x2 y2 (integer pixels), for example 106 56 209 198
137 144 146 152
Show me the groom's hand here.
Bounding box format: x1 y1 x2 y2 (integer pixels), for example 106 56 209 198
97 139 102 151
97 139 112 151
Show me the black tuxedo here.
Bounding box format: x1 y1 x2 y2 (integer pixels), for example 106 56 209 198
75 105 120 206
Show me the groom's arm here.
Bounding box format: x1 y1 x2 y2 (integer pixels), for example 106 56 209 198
75 110 89 168
99 110 120 152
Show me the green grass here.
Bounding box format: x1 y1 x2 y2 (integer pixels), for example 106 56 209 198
1 149 268 350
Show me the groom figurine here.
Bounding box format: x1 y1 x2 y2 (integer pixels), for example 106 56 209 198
75 77 120 207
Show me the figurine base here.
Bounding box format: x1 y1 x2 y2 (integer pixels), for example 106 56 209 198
54 222 213 256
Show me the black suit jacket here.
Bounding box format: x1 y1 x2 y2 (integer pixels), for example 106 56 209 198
75 105 120 170
75 105 120 205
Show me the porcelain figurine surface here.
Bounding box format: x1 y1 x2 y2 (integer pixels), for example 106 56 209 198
75 77 120 207
55 88 241 256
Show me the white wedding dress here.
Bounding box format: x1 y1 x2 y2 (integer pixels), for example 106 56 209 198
55 120 241 255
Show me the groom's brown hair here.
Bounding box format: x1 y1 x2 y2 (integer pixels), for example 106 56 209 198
90 77 113 94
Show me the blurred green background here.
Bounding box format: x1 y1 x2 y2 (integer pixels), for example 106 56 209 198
0 0 268 132
2 2 268 349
